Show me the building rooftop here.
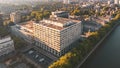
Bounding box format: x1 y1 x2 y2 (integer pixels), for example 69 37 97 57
39 22 63 30
52 11 68 14
48 17 80 24
36 17 81 30
20 21 34 30
83 21 100 26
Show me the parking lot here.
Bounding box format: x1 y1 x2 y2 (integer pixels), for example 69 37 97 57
24 48 53 68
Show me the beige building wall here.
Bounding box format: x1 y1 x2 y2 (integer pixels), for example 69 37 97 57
33 20 82 56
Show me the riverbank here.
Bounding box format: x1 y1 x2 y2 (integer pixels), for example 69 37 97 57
77 22 120 68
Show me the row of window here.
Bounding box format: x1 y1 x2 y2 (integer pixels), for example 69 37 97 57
35 42 61 56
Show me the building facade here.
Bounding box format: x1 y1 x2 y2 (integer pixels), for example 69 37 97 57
33 17 82 56
50 11 69 18
10 11 21 23
0 36 15 56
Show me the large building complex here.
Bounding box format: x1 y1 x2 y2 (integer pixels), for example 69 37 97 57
33 17 82 56
0 36 15 56
10 11 21 23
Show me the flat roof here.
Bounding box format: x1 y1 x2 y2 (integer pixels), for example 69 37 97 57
53 11 68 13
39 22 63 30
36 17 81 30
48 17 80 24
20 21 34 30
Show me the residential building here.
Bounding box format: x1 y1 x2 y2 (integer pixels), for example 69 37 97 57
0 36 15 56
50 11 69 18
10 11 21 23
33 17 82 56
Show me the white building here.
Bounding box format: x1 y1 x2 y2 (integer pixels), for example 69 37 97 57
33 17 82 56
114 0 119 4
108 0 111 5
0 36 15 56
50 11 69 18
63 0 71 4
10 11 21 23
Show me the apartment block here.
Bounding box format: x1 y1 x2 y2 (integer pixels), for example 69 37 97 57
33 17 82 56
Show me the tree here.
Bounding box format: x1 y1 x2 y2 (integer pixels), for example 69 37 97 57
71 9 81 16
12 36 27 50
0 27 9 37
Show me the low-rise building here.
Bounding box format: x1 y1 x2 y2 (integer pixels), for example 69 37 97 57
10 21 34 44
50 11 69 18
0 36 15 56
83 21 102 33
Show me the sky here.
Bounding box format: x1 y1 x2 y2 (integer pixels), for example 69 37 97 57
0 0 48 3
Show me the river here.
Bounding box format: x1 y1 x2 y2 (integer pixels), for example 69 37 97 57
81 25 120 68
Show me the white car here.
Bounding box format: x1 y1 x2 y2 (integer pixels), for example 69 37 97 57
35 55 39 59
39 58 44 62
28 50 34 54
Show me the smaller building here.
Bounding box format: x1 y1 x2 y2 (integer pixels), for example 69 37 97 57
0 36 15 56
10 21 34 44
83 21 102 33
10 11 21 23
50 11 69 18
63 0 79 4
63 0 71 4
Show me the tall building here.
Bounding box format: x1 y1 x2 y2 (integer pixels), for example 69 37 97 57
10 11 21 23
33 17 82 56
0 36 15 56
